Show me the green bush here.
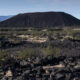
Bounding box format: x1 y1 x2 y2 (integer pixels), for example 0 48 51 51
0 50 6 60
45 45 61 57
0 42 2 47
0 50 10 62
18 48 36 59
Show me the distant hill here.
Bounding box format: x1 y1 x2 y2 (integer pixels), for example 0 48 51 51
0 16 13 22
0 12 80 28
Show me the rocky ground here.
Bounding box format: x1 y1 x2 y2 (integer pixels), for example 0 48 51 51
0 34 80 80
0 56 80 80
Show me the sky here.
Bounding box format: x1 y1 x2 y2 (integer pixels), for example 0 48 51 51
0 0 80 19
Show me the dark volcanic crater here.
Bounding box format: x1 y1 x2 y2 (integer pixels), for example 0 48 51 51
0 12 80 28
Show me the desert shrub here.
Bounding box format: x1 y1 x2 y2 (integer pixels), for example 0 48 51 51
0 41 2 47
18 48 36 59
45 45 61 57
0 50 7 60
72 32 80 39
0 50 10 65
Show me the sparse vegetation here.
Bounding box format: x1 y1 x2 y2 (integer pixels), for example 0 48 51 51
0 27 80 59
0 50 10 63
45 44 61 57
18 48 36 59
